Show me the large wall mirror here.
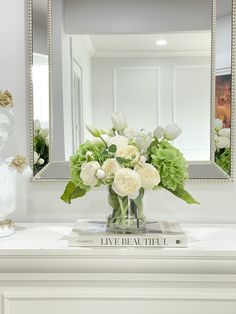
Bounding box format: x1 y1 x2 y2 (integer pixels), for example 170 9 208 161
29 0 235 181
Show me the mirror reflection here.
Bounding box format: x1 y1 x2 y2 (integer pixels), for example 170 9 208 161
31 0 233 178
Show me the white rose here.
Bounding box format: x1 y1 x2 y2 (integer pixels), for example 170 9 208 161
215 136 230 149
123 127 138 139
80 161 100 186
135 131 152 151
135 163 160 190
116 145 140 162
153 126 164 139
215 119 223 131
219 128 230 139
106 135 129 148
164 123 182 140
102 158 121 179
112 168 141 197
111 112 127 131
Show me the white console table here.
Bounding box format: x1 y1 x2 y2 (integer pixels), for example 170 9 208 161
0 223 236 314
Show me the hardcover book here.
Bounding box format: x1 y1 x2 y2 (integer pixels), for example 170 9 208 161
66 220 187 248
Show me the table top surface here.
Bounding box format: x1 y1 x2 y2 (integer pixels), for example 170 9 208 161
0 223 236 258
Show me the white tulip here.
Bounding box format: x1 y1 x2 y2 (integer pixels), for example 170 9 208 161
219 128 230 139
85 151 93 160
111 112 127 131
34 151 40 165
86 125 101 137
135 163 160 190
42 128 49 138
115 145 140 162
123 127 138 139
34 119 41 130
95 169 106 179
80 161 100 186
112 168 141 197
106 135 129 148
215 119 223 131
135 131 152 151
164 123 182 140
153 126 164 139
45 136 49 146
215 136 230 149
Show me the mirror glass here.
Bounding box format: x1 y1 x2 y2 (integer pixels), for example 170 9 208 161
215 0 232 175
31 0 234 180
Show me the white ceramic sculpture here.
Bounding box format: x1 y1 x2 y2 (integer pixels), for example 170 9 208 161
0 91 32 237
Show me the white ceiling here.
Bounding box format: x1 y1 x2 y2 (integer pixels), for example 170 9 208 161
88 32 211 57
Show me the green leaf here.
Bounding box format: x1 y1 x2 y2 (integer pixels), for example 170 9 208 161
108 144 117 153
116 157 125 165
164 186 200 205
61 181 87 204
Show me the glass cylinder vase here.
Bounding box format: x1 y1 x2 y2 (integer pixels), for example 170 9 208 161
106 187 146 234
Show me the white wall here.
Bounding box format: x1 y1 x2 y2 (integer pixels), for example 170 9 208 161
0 0 236 223
216 15 232 70
92 56 211 160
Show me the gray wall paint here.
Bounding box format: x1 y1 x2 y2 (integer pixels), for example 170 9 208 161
64 0 212 34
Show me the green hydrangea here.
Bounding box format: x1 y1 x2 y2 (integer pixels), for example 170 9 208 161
150 140 188 191
215 148 230 174
70 140 105 188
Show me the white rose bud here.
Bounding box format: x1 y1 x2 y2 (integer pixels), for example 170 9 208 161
215 136 230 149
139 155 146 163
215 119 223 131
95 169 106 179
135 163 160 190
112 168 141 197
102 158 121 180
164 123 182 140
80 161 100 186
123 127 138 139
106 135 129 148
86 125 101 137
111 112 127 131
153 126 164 139
115 145 140 162
135 131 152 151
38 158 45 165
219 128 230 139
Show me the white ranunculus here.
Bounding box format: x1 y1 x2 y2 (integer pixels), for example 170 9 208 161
219 128 230 139
123 127 138 139
106 135 129 148
80 161 100 187
215 118 223 131
116 145 140 162
111 112 127 131
215 136 230 149
95 169 106 179
153 126 164 139
135 163 160 190
102 158 121 180
164 123 182 140
112 168 141 197
34 151 39 165
135 131 152 151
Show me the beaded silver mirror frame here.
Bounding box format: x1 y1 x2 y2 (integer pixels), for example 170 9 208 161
28 0 235 182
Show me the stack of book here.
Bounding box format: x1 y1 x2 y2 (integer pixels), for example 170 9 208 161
66 220 187 248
